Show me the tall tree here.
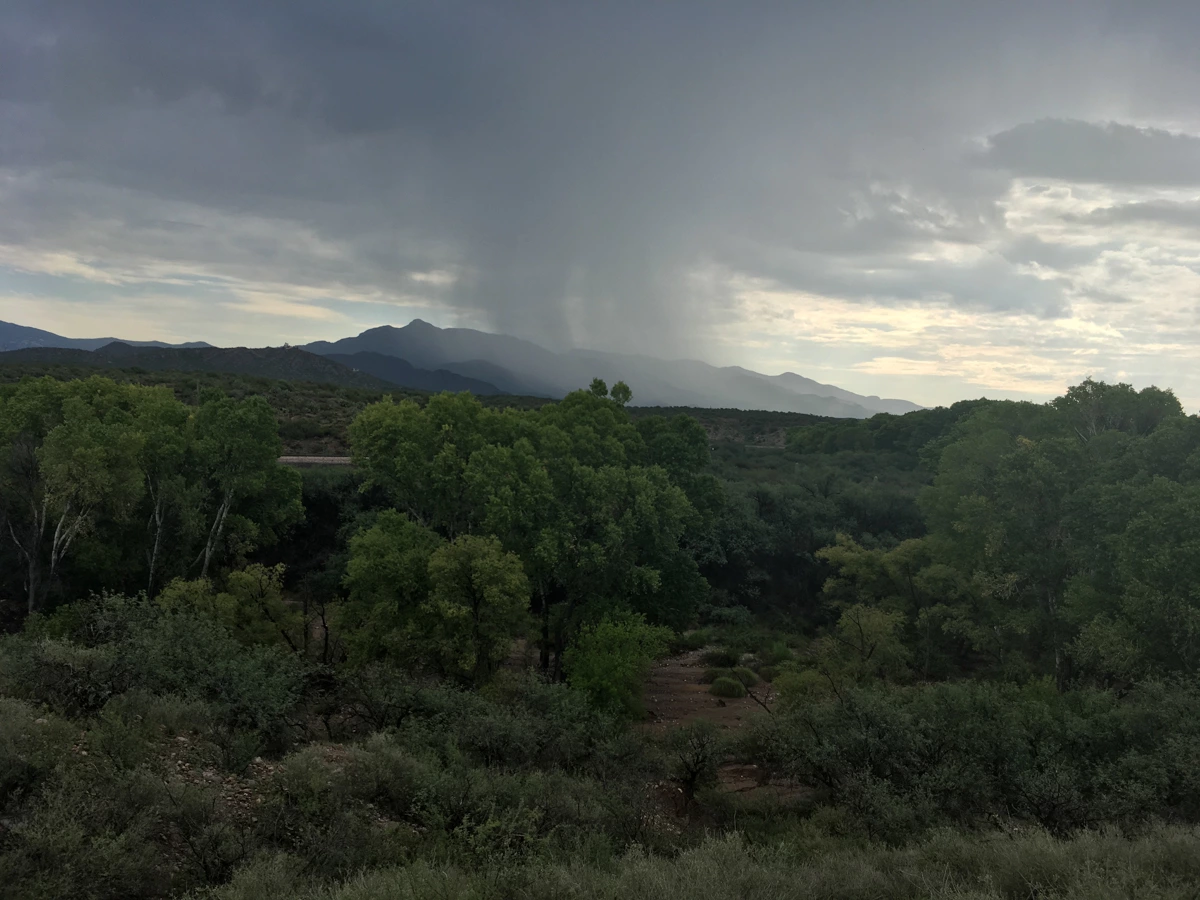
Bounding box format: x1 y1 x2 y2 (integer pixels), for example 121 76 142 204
0 378 143 613
192 395 301 578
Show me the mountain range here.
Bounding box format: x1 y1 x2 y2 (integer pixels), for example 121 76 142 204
0 318 922 417
307 320 922 417
0 343 392 391
0 320 211 352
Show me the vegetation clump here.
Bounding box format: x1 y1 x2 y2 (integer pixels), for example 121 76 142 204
709 676 748 698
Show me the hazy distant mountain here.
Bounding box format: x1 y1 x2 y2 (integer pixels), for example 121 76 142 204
1 317 924 416
307 321 921 418
326 351 503 395
307 320 562 396
0 320 211 352
0 343 392 390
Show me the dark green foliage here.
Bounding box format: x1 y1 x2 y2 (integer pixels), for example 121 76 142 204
746 679 1200 840
709 676 747 698
5 593 305 738
700 648 740 667
731 666 759 687
9 371 1200 897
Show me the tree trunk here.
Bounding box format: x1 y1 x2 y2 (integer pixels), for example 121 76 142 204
199 489 234 579
47 503 89 591
25 549 40 616
9 498 47 615
146 482 165 598
539 590 551 674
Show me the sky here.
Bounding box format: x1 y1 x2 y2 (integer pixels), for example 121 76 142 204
5 2 1200 409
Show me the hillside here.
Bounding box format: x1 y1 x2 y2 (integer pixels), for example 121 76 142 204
306 320 923 417
0 343 394 391
325 351 503 395
0 362 549 456
0 319 210 352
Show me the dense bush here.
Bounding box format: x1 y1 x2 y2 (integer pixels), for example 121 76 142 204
564 612 671 717
199 826 1200 900
745 679 1200 840
709 677 747 699
7 594 307 741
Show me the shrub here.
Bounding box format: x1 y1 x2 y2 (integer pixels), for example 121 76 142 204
668 630 709 654
709 677 747 699
24 593 307 742
699 667 733 684
743 679 1200 838
0 699 76 802
0 636 131 716
666 721 723 803
759 640 795 666
564 612 671 717
732 666 760 687
700 648 740 668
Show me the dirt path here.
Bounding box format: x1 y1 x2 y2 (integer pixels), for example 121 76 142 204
641 648 775 733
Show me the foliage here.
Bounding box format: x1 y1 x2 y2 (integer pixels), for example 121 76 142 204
564 611 671 716
0 376 301 620
8 371 1200 896
708 676 747 698
347 387 710 673
748 678 1200 840
423 534 531 685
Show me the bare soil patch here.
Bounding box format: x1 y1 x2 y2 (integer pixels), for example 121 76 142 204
640 649 775 733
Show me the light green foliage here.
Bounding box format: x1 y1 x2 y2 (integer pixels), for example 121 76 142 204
159 564 302 650
193 394 303 577
0 376 301 614
775 601 911 703
348 385 711 671
423 534 531 685
341 510 443 662
564 611 671 716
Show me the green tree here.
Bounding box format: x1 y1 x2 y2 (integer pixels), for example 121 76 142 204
423 534 530 685
129 386 193 596
192 395 301 578
349 387 710 677
0 378 144 613
563 610 670 716
341 509 444 662
157 564 302 650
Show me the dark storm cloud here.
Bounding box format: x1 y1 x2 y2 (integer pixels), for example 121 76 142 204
981 119 1200 186
5 0 1200 362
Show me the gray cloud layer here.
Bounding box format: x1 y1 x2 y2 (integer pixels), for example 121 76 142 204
5 1 1200 403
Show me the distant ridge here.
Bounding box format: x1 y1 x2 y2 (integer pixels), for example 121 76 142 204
0 318 925 417
0 320 211 352
0 344 393 390
306 321 923 418
326 351 503 395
